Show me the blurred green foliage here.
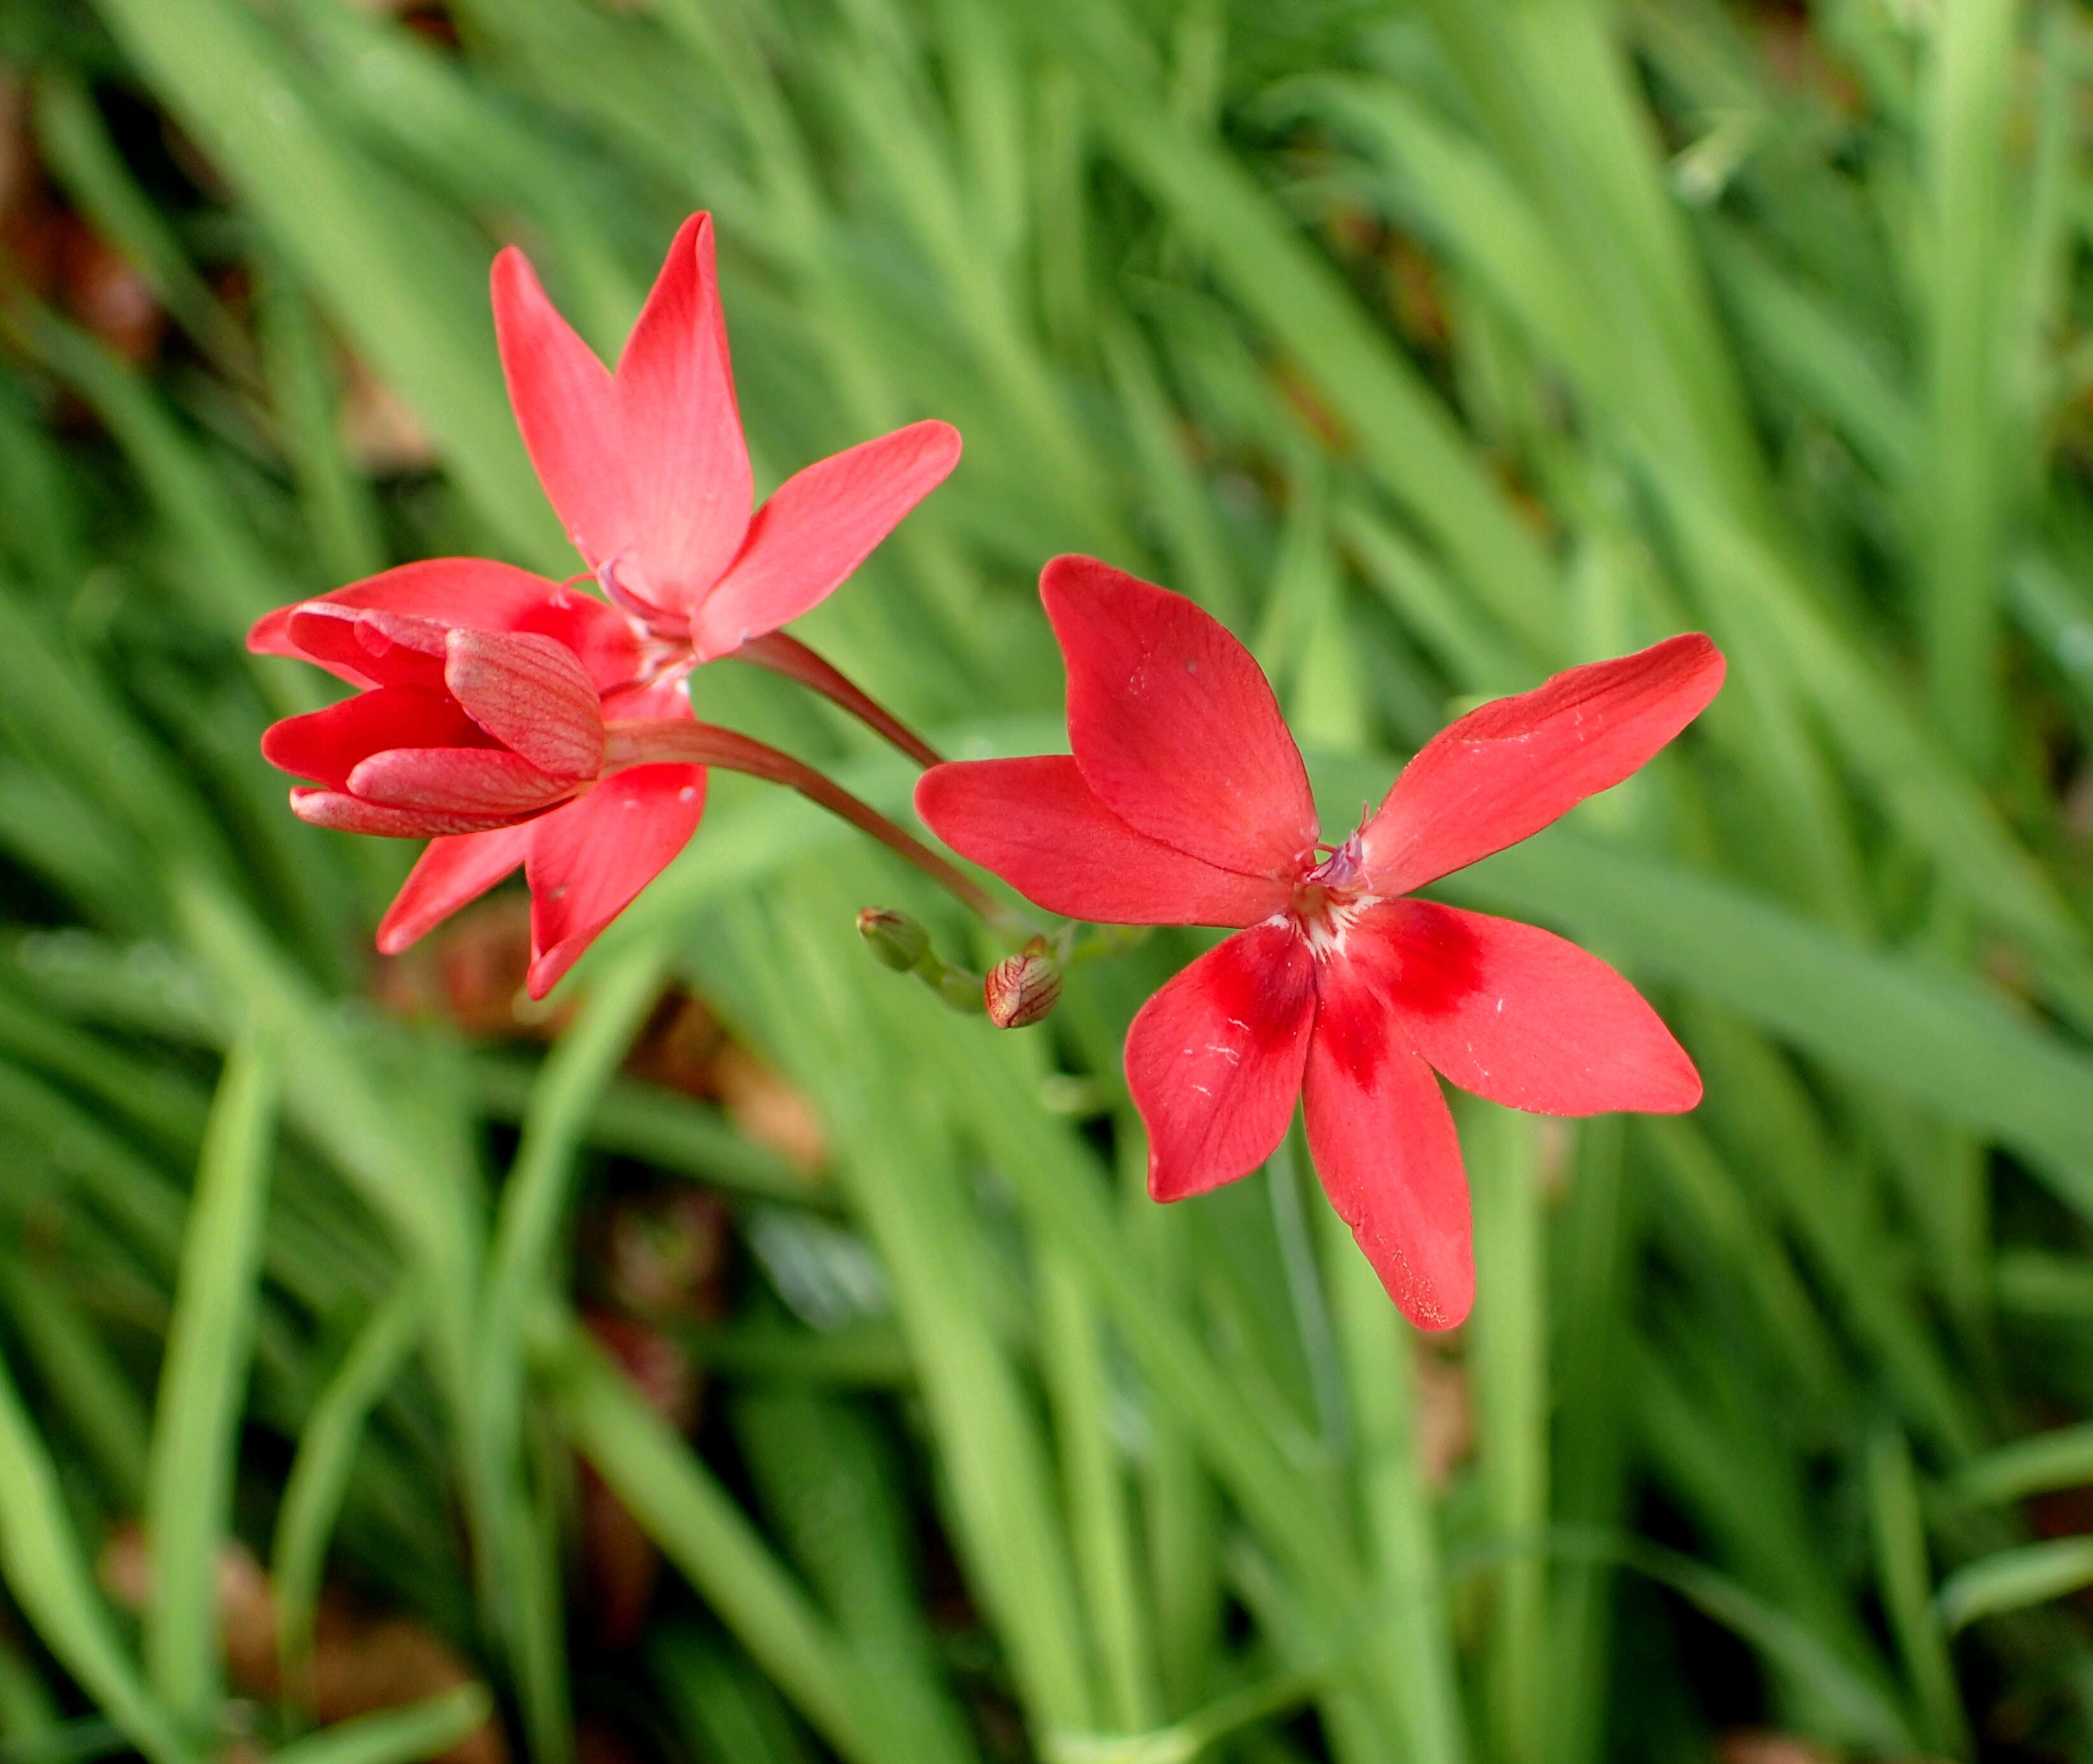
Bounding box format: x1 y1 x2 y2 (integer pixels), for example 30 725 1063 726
1 0 2092 1760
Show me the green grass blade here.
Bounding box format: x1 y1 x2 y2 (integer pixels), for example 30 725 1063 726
0 1255 152 1508
1950 1423 2093 1508
732 1391 981 1764
1916 0 2025 769
1937 1538 2093 1633
1467 1102 1547 1764
83 0 567 566
1865 1426 1970 1756
143 1025 281 1724
1038 1254 1159 1732
0 1349 196 1764
472 946 665 1764
267 1688 493 1764
542 1322 872 1763
1316 1204 1467 1764
470 1057 823 1207
272 1282 428 1711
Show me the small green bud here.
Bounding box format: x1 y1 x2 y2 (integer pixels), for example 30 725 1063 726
857 906 931 972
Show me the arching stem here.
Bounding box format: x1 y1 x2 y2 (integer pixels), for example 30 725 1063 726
732 632 944 768
602 718 1014 927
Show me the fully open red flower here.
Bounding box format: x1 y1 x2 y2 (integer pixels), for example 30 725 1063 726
916 556 1724 1327
492 212 960 662
252 561 704 999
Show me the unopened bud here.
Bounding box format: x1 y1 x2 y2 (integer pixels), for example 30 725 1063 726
985 938 1062 1029
857 907 931 972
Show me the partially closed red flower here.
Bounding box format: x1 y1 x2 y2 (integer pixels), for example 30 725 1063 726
916 556 1725 1328
492 213 961 660
252 560 704 998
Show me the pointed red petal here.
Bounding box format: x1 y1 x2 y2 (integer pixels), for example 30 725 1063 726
1043 556 1317 879
1126 923 1315 1202
286 605 449 690
916 756 1289 926
492 243 626 570
1362 633 1725 894
1358 900 1700 1115
262 688 491 790
1304 962 1472 1329
445 628 604 781
604 214 753 609
288 790 533 839
377 827 533 953
252 560 586 677
523 764 706 997
495 219 752 614
690 421 960 658
347 748 574 816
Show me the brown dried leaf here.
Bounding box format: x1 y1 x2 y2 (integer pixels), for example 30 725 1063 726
99 1528 505 1764
373 893 574 1040
340 354 437 472
1416 1351 1474 1491
712 1043 827 1173
1717 1734 1841 1764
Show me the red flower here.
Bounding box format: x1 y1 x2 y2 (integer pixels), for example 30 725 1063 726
252 561 704 999
492 212 960 660
916 557 1725 1327
252 212 965 998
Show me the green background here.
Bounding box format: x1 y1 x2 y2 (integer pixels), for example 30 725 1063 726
1 0 2092 1758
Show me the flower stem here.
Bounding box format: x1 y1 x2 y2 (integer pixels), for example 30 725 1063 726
732 632 944 768
602 718 1012 925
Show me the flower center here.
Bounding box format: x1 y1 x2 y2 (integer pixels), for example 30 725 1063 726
1289 830 1375 958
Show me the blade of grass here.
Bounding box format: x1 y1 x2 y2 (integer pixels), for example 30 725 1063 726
1548 1117 1636 1764
1949 1423 2093 1508
28 75 250 379
1865 1425 1971 1756
1937 1538 2093 1633
1916 0 2024 770
1314 1203 1467 1764
0 1255 151 1508
143 1024 280 1725
0 1348 196 1764
273 1282 428 1714
1048 0 1563 656
541 1321 875 1763
758 899 1097 1739
267 1687 493 1764
83 0 567 566
732 1391 981 1764
1466 1101 1547 1764
472 946 666 1764
470 1057 823 1208
1038 1252 1160 1733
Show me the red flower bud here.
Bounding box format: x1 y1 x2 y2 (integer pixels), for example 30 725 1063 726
984 938 1062 1029
261 606 606 838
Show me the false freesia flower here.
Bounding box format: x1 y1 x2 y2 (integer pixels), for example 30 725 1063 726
252 561 704 998
493 212 960 665
916 556 1725 1327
